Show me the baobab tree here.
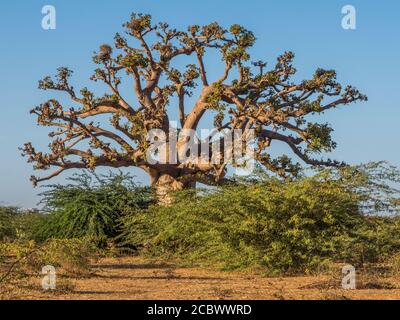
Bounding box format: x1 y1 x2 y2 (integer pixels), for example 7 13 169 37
22 13 367 201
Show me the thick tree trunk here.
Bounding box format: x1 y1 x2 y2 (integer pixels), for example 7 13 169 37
155 173 183 205
149 171 195 205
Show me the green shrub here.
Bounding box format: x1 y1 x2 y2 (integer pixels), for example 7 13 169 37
0 207 19 241
35 171 152 245
121 162 400 275
0 207 46 242
339 216 400 265
12 211 46 241
1 238 99 277
38 238 99 276
387 251 400 275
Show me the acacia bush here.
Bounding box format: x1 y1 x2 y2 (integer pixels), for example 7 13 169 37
34 171 152 245
120 162 400 275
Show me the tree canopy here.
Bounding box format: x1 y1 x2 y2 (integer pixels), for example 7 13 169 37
22 13 367 197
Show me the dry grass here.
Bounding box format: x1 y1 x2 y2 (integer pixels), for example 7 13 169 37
1 256 400 300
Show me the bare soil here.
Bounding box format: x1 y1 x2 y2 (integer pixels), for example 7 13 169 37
1 256 400 300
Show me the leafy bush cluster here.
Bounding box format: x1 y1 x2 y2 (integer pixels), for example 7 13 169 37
34 171 152 245
37 238 99 276
0 207 43 241
120 162 400 274
0 238 99 277
0 207 17 241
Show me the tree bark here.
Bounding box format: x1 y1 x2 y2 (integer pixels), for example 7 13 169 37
149 171 195 205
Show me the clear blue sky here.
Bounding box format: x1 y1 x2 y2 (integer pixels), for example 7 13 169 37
0 0 399 208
